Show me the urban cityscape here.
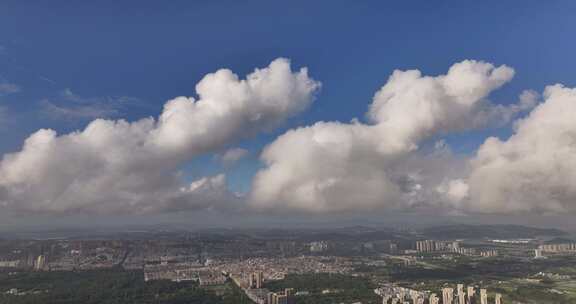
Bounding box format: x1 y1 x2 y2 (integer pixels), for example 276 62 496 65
1 224 576 303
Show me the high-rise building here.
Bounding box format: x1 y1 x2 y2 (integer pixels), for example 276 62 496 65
538 243 576 253
416 240 437 252
442 287 454 304
480 250 498 257
457 284 465 304
451 241 460 252
267 288 294 304
480 289 487 304
382 295 391 304
34 255 46 271
467 286 475 303
249 271 264 289
389 242 399 254
429 293 439 304
494 293 502 304
275 294 288 304
285 288 295 304
257 271 264 288
534 248 543 258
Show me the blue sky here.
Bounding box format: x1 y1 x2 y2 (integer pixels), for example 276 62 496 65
1 1 576 228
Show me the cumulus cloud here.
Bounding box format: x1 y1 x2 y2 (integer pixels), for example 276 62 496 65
250 60 531 213
0 58 319 214
448 84 576 214
436 179 469 206
5 58 568 216
217 148 249 166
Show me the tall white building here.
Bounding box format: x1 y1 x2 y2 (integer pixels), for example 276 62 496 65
534 248 543 258
34 255 46 271
442 287 454 304
480 289 488 304
467 286 475 303
494 293 502 304
457 284 465 304
429 293 439 304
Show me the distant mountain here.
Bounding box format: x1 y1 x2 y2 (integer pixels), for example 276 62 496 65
421 224 566 239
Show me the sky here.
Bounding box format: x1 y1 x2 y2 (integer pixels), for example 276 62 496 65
1 1 576 230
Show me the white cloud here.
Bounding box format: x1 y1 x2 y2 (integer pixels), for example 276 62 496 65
40 89 138 120
0 58 319 214
451 84 576 214
5 58 568 216
218 148 249 166
250 60 530 213
437 179 469 206
0 82 20 96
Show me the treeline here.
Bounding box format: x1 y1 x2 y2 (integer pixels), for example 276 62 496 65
264 273 380 304
0 270 243 304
